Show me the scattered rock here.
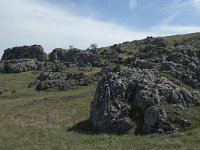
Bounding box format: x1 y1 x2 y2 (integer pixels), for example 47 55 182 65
58 80 79 91
66 72 84 80
35 81 52 91
37 71 61 81
11 89 16 94
51 62 68 72
180 119 192 127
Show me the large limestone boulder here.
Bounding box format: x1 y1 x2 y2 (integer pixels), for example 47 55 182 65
90 68 197 134
1 45 47 61
142 106 176 134
49 48 67 61
90 73 133 133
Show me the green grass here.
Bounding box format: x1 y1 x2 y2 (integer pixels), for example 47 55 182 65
1 71 200 150
164 32 200 45
2 32 200 149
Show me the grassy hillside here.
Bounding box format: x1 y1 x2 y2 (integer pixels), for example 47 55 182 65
0 71 200 150
164 32 200 44
1 33 200 150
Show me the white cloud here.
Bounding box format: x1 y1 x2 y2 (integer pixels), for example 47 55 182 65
161 11 180 26
151 25 200 35
0 0 200 58
0 0 148 57
191 0 200 8
129 0 137 10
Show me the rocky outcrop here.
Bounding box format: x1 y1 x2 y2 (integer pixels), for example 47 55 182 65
37 71 62 81
130 37 200 88
90 73 133 133
49 48 106 67
49 48 67 61
142 106 172 133
90 68 197 134
0 59 38 73
35 71 62 91
0 61 4 73
35 71 94 91
1 45 47 61
126 69 196 108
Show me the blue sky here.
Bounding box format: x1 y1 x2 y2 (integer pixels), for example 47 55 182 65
0 0 200 56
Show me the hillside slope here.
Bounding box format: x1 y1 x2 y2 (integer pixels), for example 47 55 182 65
1 32 200 149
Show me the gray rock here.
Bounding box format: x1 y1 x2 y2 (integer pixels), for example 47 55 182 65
37 71 61 81
35 81 52 91
2 59 38 73
0 61 4 73
1 45 47 61
66 72 84 80
51 62 68 72
180 119 192 127
142 106 167 133
100 66 121 76
90 73 133 133
134 90 160 111
49 48 67 61
133 59 157 69
127 37 200 88
49 48 106 67
58 80 79 91
160 61 177 71
35 70 93 91
90 68 197 134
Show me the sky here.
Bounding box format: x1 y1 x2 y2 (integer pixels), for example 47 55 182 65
0 0 200 56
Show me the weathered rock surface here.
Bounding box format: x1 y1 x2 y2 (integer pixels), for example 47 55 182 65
126 69 197 108
90 68 197 134
90 73 133 133
142 106 175 134
49 48 106 67
35 71 94 91
130 37 200 88
0 59 38 73
2 45 47 61
66 72 84 80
